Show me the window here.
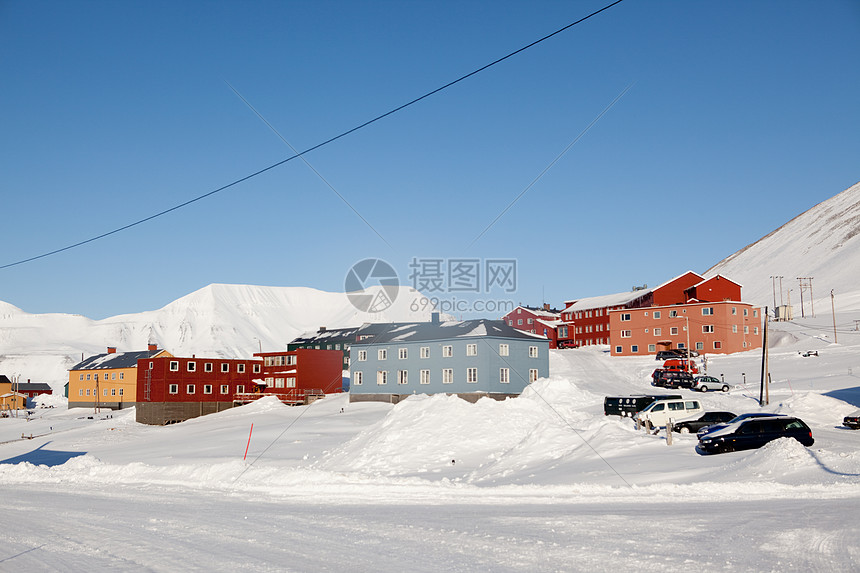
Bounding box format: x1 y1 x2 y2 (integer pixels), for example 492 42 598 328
620 330 632 338
442 345 453 357
78 389 83 396
466 367 478 383
732 325 738 333
620 313 631 321
500 368 509 383
86 388 91 396
327 345 332 350
670 327 679 336
648 344 656 352
187 361 196 372
221 363 229 373
677 343 686 349
187 384 195 394
104 389 108 396
499 343 509 356
378 349 387 360
79 374 83 380
703 325 714 333
529 346 539 358
286 377 296 388
220 385 229 394
743 308 749 316
377 371 388 385
354 371 363 386
731 307 737 315
466 344 477 356
669 310 678 318
204 385 213 394
442 369 453 384
111 388 116 396
119 373 124 380
527 318 533 324
653 311 661 319
335 344 341 350
744 326 749 334
274 378 284 388
119 388 123 396
87 374 91 380
398 348 408 360
112 373 116 380
149 362 153 369
205 362 213 373
702 307 714 316
753 310 758 318
358 350 367 362
529 369 539 383
253 364 261 373
696 342 704 350
631 345 639 353
517 319 523 325
615 346 623 353
237 364 245 374
654 328 662 336
754 327 759 335
237 385 245 394
420 346 430 359
169 361 179 372
420 370 430 385
508 320 513 326
398 370 408 385
713 341 722 349
169 384 179 394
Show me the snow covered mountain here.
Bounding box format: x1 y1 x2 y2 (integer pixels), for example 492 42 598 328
0 283 433 390
706 181 860 311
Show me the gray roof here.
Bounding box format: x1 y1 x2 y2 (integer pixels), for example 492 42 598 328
0 375 10 385
352 319 547 345
17 383 52 393
71 349 163 371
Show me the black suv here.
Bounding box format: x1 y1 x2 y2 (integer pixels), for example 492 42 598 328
655 350 682 361
671 411 736 434
652 369 694 389
698 416 814 454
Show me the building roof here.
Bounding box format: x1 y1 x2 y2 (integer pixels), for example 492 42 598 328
70 349 165 371
689 274 743 290
0 375 11 385
517 305 562 318
352 319 547 345
16 383 52 393
563 289 652 312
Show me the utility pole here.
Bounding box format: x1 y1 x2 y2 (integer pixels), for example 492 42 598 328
831 290 838 344
770 276 777 309
798 278 805 318
760 307 769 406
778 276 784 307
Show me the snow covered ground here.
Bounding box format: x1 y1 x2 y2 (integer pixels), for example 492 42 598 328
2 313 859 571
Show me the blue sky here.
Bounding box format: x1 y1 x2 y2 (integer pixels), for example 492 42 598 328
2 0 858 319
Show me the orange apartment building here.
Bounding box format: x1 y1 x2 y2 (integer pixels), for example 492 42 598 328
608 300 762 356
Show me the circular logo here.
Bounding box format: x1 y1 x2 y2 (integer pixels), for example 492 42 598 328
345 258 400 312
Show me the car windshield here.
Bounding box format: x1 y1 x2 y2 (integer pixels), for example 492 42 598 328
726 413 782 424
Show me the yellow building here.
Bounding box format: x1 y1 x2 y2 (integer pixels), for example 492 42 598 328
68 345 172 410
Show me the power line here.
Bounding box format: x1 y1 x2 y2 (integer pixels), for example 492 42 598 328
1 0 626 270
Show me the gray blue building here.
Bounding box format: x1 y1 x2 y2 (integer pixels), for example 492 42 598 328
348 315 549 403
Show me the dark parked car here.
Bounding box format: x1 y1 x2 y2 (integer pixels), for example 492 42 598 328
698 416 813 454
604 394 683 417
671 411 736 434
691 376 730 392
697 413 786 438
652 369 694 389
656 350 683 361
844 412 860 429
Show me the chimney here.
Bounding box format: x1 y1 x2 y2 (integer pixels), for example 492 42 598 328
107 347 117 354
148 344 157 352
319 326 327 333
543 303 550 311
431 312 440 324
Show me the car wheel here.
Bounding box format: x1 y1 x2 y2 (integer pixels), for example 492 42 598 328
679 426 690 434
721 385 730 392
700 385 708 392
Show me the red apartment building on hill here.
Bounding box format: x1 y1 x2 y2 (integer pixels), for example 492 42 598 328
502 305 562 348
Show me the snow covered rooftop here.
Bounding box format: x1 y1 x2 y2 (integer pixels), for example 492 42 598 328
352 319 548 345
563 289 651 312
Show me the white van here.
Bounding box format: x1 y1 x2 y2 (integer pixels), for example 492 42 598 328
634 398 703 428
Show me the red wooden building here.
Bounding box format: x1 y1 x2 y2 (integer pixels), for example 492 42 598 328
502 305 562 348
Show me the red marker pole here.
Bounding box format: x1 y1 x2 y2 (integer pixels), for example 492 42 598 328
243 423 254 461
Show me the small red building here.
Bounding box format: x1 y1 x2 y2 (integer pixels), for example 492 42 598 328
502 305 562 348
253 348 344 398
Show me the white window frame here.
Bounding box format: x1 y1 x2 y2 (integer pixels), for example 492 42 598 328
442 345 453 358
529 369 539 383
420 346 430 359
653 311 661 319
499 343 509 356
620 330 632 338
220 385 229 394
358 350 367 362
378 349 387 361
204 385 213 394
204 362 213 373
420 369 430 385
398 370 408 385
186 384 195 394
528 346 539 358
237 364 245 373
169 361 179 372
500 368 510 384
221 363 230 373
703 325 715 333
466 344 477 356
702 307 714 316
442 369 454 384
620 313 631 321
353 371 363 386
466 367 478 384
187 361 196 372
377 371 388 385
398 348 408 360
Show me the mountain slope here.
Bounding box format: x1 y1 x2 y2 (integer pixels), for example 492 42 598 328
706 181 860 311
